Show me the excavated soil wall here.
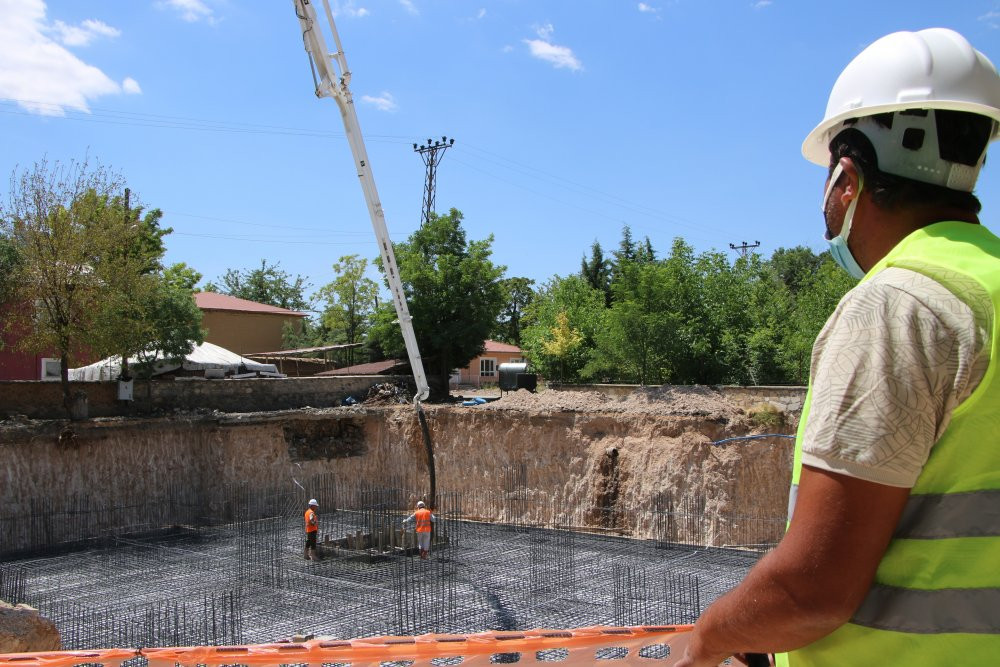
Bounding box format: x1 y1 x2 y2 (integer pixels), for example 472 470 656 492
0 387 800 553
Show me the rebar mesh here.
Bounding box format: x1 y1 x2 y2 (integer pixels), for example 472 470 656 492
3 480 768 651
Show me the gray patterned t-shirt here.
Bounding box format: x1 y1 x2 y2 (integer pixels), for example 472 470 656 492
801 267 991 488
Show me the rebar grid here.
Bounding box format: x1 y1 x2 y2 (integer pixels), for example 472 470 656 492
3 477 767 652
7 512 760 651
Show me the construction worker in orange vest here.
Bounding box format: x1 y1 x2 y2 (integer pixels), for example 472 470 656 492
304 499 321 561
401 500 436 559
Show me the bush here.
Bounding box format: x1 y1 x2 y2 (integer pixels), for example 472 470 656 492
749 402 785 429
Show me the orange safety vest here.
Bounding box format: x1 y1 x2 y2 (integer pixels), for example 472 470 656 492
415 508 432 533
305 508 318 533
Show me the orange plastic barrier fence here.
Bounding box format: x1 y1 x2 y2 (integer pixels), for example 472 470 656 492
0 626 749 666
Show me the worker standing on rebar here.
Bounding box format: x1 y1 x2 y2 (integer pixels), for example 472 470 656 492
401 500 435 559
304 499 321 562
677 28 1000 667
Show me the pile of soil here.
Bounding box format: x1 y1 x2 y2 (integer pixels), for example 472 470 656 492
363 382 411 406
474 386 745 421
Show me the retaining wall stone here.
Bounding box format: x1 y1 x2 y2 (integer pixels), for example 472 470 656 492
0 376 413 420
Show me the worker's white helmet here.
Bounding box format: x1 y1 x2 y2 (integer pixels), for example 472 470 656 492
802 28 1000 191
416 501 425 508
309 499 318 507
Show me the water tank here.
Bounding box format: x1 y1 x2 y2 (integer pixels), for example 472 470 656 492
499 362 535 392
498 362 527 391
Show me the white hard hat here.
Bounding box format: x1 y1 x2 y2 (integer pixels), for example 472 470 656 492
308 499 318 507
803 28 1000 190
416 501 425 508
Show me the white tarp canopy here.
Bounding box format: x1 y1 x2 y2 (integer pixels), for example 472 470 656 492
69 341 279 382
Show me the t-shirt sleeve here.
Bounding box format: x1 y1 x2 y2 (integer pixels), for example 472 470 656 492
800 268 989 488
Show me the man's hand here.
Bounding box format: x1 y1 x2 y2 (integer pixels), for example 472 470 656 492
674 644 730 667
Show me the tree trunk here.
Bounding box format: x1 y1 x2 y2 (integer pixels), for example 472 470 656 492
60 353 72 419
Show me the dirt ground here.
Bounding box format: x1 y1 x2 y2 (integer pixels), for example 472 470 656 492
450 385 748 421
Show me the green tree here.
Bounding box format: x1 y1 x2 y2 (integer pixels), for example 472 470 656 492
0 158 166 415
699 251 791 385
0 235 20 306
132 277 205 383
493 276 535 346
542 312 583 382
520 274 605 382
780 255 856 383
580 240 612 306
316 254 379 365
87 200 175 379
162 262 203 291
369 208 505 399
769 246 825 295
206 259 312 311
595 261 681 384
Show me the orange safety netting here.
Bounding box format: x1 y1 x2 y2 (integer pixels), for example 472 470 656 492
0 625 749 666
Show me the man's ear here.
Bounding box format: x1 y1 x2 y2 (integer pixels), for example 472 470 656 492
838 157 862 203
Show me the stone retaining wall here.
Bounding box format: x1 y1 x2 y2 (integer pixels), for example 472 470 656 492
0 376 413 419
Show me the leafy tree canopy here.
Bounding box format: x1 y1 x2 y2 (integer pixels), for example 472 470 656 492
205 259 312 311
493 276 535 346
0 158 200 415
315 254 379 365
369 208 505 399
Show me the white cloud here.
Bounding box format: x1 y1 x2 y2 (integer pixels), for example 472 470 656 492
477 8 486 19
122 77 142 95
524 24 582 71
638 3 659 14
361 91 397 112
535 23 554 40
0 0 133 115
333 1 369 18
752 0 772 8
399 0 418 15
524 39 582 71
979 10 1000 28
49 18 120 46
159 0 215 24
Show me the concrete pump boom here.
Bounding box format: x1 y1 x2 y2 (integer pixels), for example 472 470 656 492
292 0 430 403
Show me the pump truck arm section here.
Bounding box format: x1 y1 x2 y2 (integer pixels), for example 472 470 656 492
292 0 429 403
293 0 437 506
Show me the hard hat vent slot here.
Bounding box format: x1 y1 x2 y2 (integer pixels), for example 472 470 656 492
902 128 926 151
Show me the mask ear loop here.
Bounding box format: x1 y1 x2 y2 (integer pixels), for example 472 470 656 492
822 162 864 241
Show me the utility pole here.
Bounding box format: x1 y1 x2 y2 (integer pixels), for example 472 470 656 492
729 240 761 258
413 136 455 226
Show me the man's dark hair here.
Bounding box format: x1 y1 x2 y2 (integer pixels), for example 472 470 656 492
828 110 993 214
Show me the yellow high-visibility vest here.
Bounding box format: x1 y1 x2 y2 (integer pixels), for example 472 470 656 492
781 222 1000 665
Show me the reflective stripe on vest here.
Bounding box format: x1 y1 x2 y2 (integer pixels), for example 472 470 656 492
784 223 1000 665
895 489 1000 539
305 508 318 533
415 508 432 533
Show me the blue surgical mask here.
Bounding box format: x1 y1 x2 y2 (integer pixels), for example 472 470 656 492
822 163 866 279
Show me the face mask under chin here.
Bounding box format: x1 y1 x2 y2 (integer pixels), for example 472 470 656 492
821 163 866 279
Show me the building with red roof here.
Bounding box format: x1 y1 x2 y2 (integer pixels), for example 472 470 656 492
194 292 307 356
452 340 525 388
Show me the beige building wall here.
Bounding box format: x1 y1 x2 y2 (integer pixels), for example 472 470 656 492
200 311 303 355
455 350 525 387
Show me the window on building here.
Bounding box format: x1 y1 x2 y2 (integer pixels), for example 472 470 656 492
480 358 497 377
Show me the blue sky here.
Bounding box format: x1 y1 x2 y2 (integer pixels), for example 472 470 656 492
3 0 1000 307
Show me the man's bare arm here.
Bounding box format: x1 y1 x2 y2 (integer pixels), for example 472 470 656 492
676 465 911 666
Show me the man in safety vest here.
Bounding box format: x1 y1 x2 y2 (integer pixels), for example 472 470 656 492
402 500 436 559
678 28 1000 666
304 498 320 562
